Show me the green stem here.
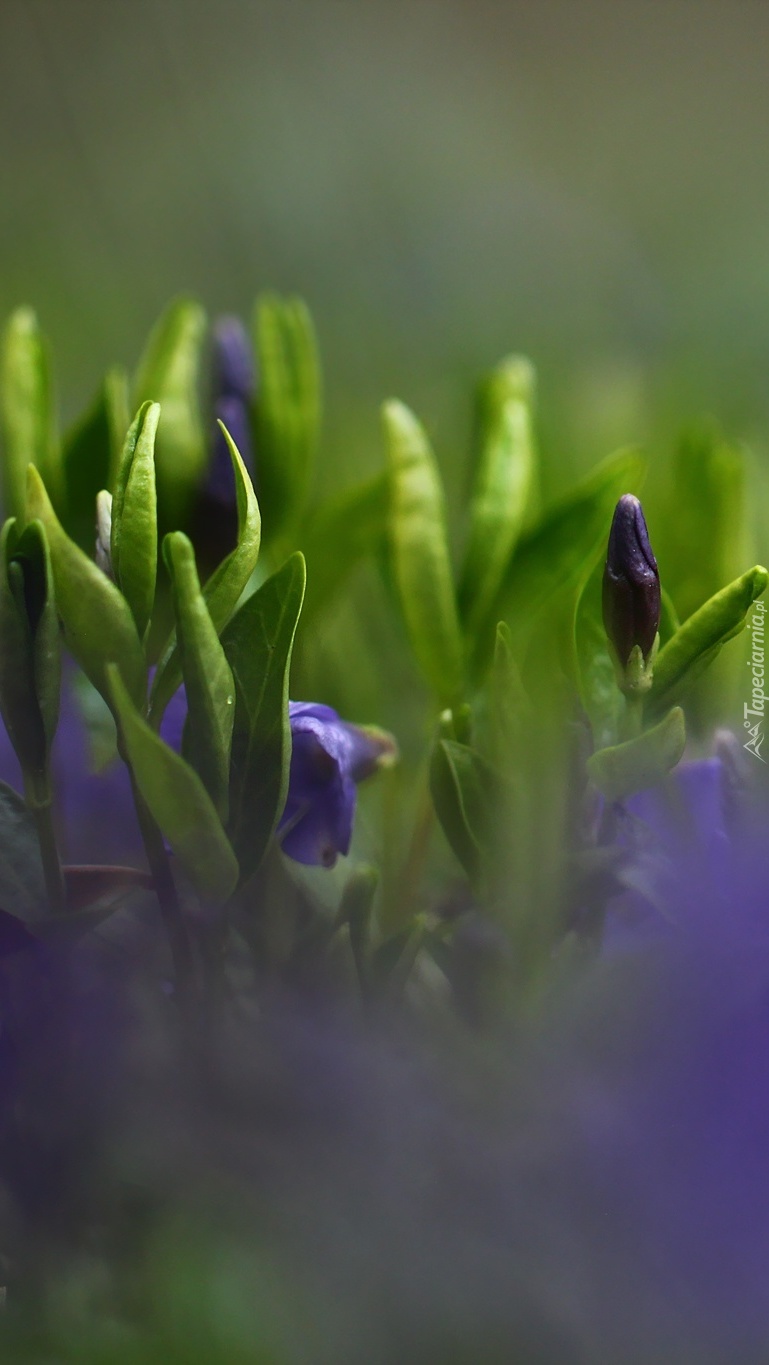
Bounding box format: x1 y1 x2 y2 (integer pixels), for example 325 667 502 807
130 772 195 1002
29 795 65 914
619 691 644 742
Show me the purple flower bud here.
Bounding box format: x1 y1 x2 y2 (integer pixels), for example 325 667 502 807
208 316 256 501
196 317 257 569
212 316 256 404
279 702 397 868
603 494 661 668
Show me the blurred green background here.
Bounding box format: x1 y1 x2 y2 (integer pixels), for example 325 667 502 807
3 0 769 499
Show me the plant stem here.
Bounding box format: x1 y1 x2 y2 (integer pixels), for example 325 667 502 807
620 692 644 742
130 773 195 1002
29 796 65 914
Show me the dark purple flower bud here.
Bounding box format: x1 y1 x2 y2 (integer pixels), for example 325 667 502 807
279 702 397 868
603 494 661 671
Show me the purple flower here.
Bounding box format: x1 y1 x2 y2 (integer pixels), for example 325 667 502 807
278 702 397 868
208 315 256 505
602 739 752 952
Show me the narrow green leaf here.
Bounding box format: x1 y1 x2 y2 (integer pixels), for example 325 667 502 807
659 586 680 647
0 520 38 770
61 368 129 549
133 297 206 524
383 399 464 707
107 664 238 904
489 620 530 756
474 448 645 676
430 738 496 888
587 706 686 802
459 356 535 633
0 307 60 517
573 559 622 750
648 565 768 716
27 465 146 709
222 552 306 883
0 780 46 921
148 422 261 724
111 401 159 640
301 472 387 624
664 421 746 622
164 532 235 822
253 294 321 542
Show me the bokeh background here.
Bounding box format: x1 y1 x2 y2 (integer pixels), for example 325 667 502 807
3 0 769 501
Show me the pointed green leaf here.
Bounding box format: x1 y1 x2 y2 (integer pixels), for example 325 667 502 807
648 565 768 716
61 367 129 549
27 465 145 709
587 706 686 802
148 422 261 724
664 421 746 622
474 448 645 676
0 780 46 921
430 738 497 888
659 586 680 647
253 294 321 541
222 552 305 883
459 356 535 633
573 559 622 750
0 307 60 517
110 401 159 640
107 664 238 904
164 532 235 821
383 399 464 707
489 620 530 757
134 297 206 524
0 518 61 784
301 472 387 624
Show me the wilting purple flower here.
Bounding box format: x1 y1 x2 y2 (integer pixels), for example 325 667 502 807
278 702 397 868
603 494 660 669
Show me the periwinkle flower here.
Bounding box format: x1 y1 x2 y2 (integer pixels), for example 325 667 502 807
603 494 661 692
194 315 257 572
208 315 256 505
279 702 397 868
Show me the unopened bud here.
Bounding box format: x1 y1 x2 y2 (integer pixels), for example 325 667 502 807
95 490 113 579
602 494 660 693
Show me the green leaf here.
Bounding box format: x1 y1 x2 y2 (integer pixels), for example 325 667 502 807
648 565 768 716
133 297 206 525
61 368 129 550
253 294 321 542
664 421 746 622
489 620 530 757
107 664 238 905
27 465 146 710
430 738 497 888
222 552 306 883
0 520 61 788
573 559 622 750
383 399 464 707
474 449 645 675
110 401 159 641
459 356 535 634
164 532 235 822
0 781 46 921
0 307 60 518
148 421 261 725
587 706 686 802
659 585 680 647
301 472 387 625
